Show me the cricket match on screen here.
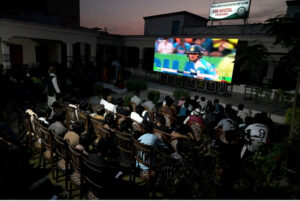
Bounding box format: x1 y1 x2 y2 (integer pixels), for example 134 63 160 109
153 38 238 84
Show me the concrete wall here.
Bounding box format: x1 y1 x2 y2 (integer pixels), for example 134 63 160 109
144 15 185 35
184 15 207 27
0 18 98 67
287 2 300 19
9 37 38 65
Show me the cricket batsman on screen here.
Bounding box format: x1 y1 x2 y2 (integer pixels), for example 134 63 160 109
186 45 219 81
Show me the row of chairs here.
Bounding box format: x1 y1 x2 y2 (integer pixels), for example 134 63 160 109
22 107 165 198
21 112 107 199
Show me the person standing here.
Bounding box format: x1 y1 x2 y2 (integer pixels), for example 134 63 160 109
157 38 174 54
112 57 122 84
48 66 61 117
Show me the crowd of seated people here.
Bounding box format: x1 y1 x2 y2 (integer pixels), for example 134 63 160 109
90 93 276 196
1 82 278 199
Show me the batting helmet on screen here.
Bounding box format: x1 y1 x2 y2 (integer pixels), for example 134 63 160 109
186 45 204 55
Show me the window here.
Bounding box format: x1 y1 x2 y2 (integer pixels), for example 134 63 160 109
35 45 48 63
172 20 180 35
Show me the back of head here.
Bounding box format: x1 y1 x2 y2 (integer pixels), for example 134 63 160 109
155 114 166 126
238 104 244 111
174 124 186 135
79 133 91 148
52 101 60 110
53 110 66 123
142 121 153 133
96 105 105 116
49 66 56 74
116 97 124 107
79 101 89 111
201 96 206 102
96 138 110 156
134 90 140 96
225 130 235 143
245 116 254 126
225 104 232 110
119 118 132 132
184 101 190 108
36 106 50 118
213 99 219 105
104 113 115 127
254 113 264 124
225 104 233 114
72 121 85 135
147 92 154 101
261 112 269 122
207 100 213 107
135 105 144 116
217 104 224 114
194 95 199 101
166 97 174 107
126 104 133 113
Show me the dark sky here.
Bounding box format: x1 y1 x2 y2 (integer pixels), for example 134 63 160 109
80 0 287 35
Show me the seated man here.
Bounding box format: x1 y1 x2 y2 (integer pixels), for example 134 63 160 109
103 113 116 131
64 121 85 147
116 98 130 116
153 114 170 133
158 96 176 118
35 106 51 127
241 113 269 159
178 101 191 119
214 116 236 138
199 96 207 115
79 100 91 113
90 104 105 121
170 124 192 151
87 138 117 198
130 90 142 106
141 92 155 112
183 108 204 126
136 121 169 173
48 110 68 137
118 118 133 135
237 104 249 123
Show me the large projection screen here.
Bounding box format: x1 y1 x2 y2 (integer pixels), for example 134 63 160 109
153 38 238 83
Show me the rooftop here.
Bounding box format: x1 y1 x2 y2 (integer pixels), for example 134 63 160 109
143 11 208 22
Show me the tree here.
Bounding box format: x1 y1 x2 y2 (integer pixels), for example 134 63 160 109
266 14 300 141
234 42 269 86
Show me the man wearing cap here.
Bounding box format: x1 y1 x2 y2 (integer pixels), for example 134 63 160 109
185 45 219 81
183 108 204 125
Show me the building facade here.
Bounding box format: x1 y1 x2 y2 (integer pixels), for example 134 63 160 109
0 2 298 93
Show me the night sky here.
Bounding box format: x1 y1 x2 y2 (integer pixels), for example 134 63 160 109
80 0 287 35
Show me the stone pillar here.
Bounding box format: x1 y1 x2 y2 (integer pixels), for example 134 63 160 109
1 40 11 73
80 43 86 64
66 42 73 68
138 47 144 68
90 43 96 65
